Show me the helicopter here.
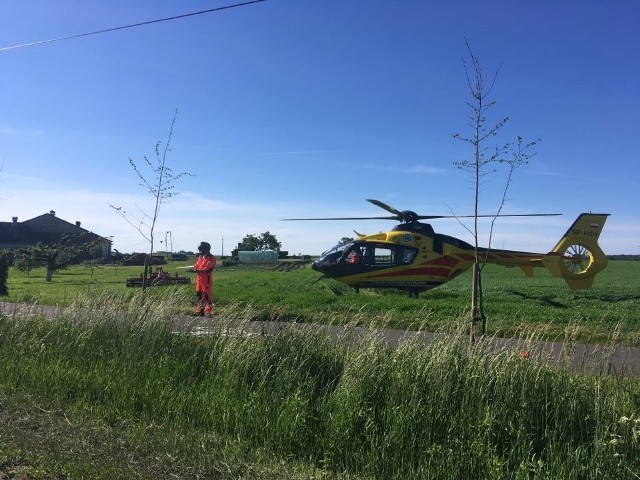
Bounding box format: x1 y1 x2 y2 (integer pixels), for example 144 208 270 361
284 199 609 297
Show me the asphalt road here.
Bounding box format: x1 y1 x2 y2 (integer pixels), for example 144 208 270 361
2 301 639 377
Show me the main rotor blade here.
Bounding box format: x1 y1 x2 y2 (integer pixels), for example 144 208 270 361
282 213 561 221
367 199 560 220
366 199 404 217
281 216 399 221
430 213 562 218
414 214 563 220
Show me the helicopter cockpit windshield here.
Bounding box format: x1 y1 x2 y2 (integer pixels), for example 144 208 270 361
314 242 352 268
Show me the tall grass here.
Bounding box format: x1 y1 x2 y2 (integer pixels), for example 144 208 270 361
5 260 640 345
1 292 639 478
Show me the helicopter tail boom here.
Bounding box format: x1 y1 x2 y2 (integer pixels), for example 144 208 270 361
541 213 609 290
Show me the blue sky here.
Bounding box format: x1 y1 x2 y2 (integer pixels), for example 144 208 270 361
1 0 638 255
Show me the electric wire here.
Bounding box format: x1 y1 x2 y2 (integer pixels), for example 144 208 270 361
0 0 266 52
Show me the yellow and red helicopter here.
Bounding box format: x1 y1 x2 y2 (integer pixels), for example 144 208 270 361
284 199 609 297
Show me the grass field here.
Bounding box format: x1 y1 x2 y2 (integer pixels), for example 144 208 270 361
3 258 640 345
1 292 639 479
1 260 640 478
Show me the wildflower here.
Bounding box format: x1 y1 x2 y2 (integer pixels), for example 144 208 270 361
608 432 624 445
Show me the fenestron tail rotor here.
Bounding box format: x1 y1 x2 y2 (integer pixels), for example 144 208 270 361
562 244 593 274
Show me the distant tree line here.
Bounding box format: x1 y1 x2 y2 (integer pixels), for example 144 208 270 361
231 231 282 257
607 254 640 261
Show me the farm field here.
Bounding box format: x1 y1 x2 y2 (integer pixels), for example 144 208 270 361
3 258 640 345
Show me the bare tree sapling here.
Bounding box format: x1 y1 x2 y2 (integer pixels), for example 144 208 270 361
111 109 193 291
452 40 539 340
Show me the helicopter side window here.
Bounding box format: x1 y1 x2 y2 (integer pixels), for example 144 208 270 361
373 246 393 265
341 244 416 267
402 247 418 264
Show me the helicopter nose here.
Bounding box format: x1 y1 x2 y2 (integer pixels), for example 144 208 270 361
312 259 334 274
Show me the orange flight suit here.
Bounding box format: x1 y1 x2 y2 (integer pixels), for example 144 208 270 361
194 253 217 315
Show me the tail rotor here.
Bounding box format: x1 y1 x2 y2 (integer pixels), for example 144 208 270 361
542 213 609 289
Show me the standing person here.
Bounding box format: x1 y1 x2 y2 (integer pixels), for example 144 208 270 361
191 241 217 316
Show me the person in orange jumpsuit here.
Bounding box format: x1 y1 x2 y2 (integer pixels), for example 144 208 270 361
191 241 217 316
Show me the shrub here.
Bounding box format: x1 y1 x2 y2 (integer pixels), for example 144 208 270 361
0 252 8 295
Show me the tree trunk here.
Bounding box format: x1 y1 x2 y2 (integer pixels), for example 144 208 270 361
46 267 54 282
470 262 488 342
470 262 480 343
142 256 150 291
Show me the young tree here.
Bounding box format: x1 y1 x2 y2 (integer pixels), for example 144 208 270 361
452 40 539 340
12 249 39 277
13 235 101 282
111 109 192 290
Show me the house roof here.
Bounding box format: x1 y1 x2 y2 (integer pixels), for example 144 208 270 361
0 212 108 249
22 212 88 235
0 222 37 246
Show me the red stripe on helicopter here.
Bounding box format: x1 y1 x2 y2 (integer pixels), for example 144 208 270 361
455 252 536 262
423 256 460 267
374 267 452 278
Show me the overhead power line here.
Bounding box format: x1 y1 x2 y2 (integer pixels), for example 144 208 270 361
0 0 266 52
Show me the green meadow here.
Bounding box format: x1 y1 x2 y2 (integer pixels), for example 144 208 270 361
4 258 640 344
1 260 639 478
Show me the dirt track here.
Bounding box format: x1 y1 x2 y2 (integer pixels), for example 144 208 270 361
2 301 639 377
